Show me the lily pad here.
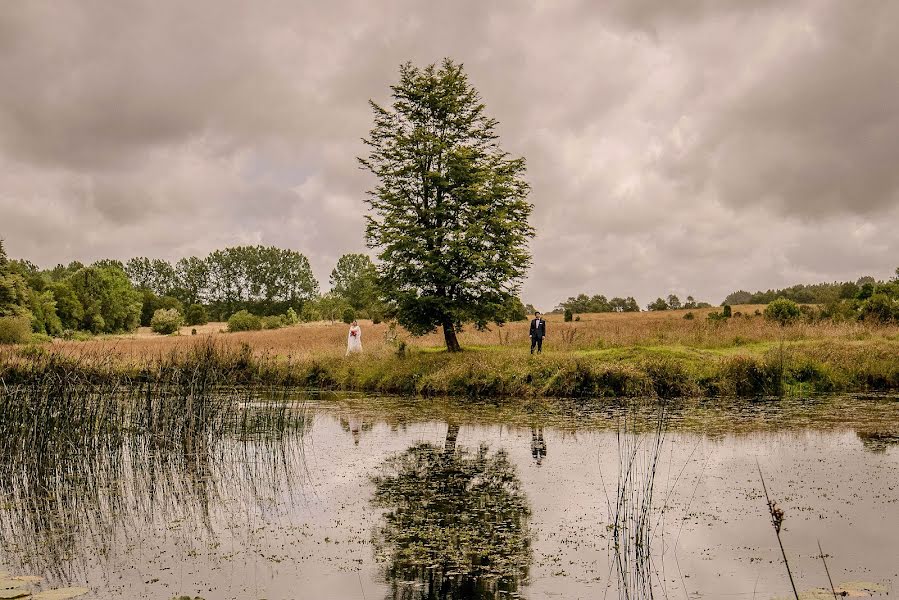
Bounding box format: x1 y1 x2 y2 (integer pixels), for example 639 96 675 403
31 588 90 600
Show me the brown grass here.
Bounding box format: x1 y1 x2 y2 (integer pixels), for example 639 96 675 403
38 305 898 366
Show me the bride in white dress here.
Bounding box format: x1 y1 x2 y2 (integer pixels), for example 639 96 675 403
346 320 363 355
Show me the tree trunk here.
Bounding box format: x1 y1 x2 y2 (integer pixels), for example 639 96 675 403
442 320 462 352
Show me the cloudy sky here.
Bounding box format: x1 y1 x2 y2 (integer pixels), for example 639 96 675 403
1 1 897 308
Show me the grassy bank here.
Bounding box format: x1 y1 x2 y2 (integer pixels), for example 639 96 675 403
2 331 897 398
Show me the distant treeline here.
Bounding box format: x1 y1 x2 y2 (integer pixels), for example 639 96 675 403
554 293 712 315
723 275 897 306
0 241 529 342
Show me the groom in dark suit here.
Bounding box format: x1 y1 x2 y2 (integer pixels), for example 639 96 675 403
529 312 546 354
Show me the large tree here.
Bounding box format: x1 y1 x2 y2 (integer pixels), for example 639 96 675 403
360 59 533 351
329 253 378 312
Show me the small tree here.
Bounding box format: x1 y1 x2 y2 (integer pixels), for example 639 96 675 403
150 308 183 335
764 298 801 326
359 59 533 352
184 303 209 326
647 298 669 311
342 307 357 324
564 308 573 322
722 304 732 318
667 294 682 310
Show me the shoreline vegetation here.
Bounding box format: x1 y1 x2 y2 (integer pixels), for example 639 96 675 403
3 308 897 398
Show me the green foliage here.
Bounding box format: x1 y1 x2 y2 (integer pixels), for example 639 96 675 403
68 266 142 333
647 297 669 311
139 291 183 327
722 304 732 318
359 59 533 351
341 307 356 325
724 274 897 306
150 308 183 335
610 296 640 312
859 293 897 324
284 307 299 325
564 308 573 322
261 315 286 329
0 315 32 344
313 293 352 323
500 296 528 322
764 297 801 326
184 303 209 326
126 257 177 296
330 253 379 312
27 289 62 335
683 312 695 320
667 294 682 310
558 293 610 313
227 310 262 332
48 281 84 330
205 245 318 318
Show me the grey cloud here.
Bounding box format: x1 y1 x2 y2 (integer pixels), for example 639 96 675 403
1 0 897 309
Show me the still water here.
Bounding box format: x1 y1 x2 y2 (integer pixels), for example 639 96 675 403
1 393 897 599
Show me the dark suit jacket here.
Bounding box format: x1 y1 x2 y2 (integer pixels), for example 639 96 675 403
529 318 546 339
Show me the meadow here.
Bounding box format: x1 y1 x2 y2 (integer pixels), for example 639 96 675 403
2 305 898 398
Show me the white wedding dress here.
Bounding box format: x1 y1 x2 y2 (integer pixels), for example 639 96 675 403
346 325 363 355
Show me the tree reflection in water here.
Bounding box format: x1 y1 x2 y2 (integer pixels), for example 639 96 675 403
371 424 532 600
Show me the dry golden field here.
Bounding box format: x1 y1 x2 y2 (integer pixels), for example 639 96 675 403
41 304 899 364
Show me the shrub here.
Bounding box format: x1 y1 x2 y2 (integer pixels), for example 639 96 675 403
764 297 801 326
683 312 695 320
185 303 209 326
0 315 32 344
564 308 573 322
150 308 183 335
227 310 262 332
342 307 356 324
722 304 732 318
859 293 896 324
285 307 299 325
261 315 285 329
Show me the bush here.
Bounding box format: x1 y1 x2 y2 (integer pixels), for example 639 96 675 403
0 315 32 344
683 312 695 320
285 307 299 325
261 315 285 329
764 297 801 326
150 308 183 335
564 308 573 322
227 310 263 332
342 307 356 324
722 304 732 318
859 293 896 324
185 303 209 326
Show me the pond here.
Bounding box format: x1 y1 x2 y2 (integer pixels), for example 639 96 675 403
1 391 897 599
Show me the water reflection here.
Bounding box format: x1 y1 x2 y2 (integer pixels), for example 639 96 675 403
370 425 532 599
856 429 899 453
529 427 547 466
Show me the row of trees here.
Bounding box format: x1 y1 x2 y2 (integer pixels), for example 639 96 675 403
554 293 713 314
723 276 887 306
1 235 532 341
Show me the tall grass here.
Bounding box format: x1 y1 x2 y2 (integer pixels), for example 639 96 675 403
0 375 310 578
608 400 668 599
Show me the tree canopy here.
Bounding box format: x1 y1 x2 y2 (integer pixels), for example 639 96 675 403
359 59 533 351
